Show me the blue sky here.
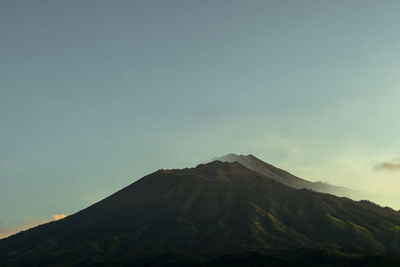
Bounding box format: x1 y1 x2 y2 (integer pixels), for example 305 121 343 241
1 0 400 237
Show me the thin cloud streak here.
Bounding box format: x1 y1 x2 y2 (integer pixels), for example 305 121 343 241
375 160 400 171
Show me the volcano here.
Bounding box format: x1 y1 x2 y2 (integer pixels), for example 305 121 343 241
1 157 400 266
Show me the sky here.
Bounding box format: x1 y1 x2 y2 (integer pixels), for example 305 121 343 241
1 0 400 238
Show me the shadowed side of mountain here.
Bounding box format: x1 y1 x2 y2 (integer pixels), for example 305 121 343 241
1 160 400 266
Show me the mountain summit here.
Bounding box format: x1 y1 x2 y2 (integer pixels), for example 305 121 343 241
214 154 366 199
1 158 400 266
214 154 312 188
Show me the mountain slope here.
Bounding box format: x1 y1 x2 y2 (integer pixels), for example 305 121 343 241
213 154 312 188
1 161 400 266
215 154 366 199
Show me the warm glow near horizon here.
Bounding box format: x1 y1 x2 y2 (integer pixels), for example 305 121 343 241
0 214 67 239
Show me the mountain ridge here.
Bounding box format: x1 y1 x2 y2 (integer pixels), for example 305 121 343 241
214 153 367 200
1 157 400 266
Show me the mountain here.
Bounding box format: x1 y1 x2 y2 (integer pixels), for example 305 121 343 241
213 154 312 189
215 154 366 199
1 160 400 266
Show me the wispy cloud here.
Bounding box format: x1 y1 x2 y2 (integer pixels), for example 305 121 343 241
374 159 400 171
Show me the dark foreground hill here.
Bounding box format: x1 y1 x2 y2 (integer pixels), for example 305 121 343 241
1 161 400 266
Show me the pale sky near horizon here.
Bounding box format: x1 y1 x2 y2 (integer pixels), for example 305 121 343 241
1 0 400 238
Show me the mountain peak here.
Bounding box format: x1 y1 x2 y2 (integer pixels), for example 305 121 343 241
213 153 312 189
218 153 255 158
1 154 400 266
213 153 367 199
195 159 240 169
159 160 266 184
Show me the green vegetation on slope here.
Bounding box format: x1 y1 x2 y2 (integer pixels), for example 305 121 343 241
1 161 400 266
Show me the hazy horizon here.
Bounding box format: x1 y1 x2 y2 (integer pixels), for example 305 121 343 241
2 1 400 238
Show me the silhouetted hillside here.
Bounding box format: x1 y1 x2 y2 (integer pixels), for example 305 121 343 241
1 160 400 266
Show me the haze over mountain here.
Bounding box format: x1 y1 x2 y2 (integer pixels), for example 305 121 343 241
215 154 368 200
1 158 400 266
